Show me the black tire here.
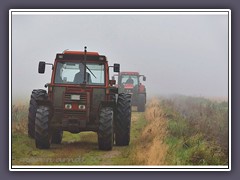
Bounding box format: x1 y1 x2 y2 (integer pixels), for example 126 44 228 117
51 130 63 144
35 106 51 149
115 93 131 146
28 89 47 138
137 94 146 112
98 107 113 150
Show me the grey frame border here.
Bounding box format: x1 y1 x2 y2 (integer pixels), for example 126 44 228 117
9 9 231 172
0 0 239 179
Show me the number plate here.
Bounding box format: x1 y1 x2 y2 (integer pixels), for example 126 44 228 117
70 94 80 100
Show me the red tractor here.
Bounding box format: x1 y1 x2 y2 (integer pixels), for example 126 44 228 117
112 72 146 112
27 47 132 150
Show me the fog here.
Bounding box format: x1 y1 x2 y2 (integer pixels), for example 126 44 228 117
11 11 229 102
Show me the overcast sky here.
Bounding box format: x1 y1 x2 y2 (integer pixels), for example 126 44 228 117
11 11 229 102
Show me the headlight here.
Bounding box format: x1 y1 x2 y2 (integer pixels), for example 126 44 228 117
65 104 72 109
71 94 80 100
126 89 132 93
79 105 86 110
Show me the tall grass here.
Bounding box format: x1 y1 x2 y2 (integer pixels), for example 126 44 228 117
161 95 228 165
130 99 168 165
12 103 28 134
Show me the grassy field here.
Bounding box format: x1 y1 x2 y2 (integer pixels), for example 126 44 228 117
11 95 229 166
11 103 148 165
160 95 229 165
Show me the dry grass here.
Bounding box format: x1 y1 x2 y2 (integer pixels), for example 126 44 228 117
133 98 168 165
12 103 28 134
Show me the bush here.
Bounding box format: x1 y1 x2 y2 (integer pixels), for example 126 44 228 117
12 104 28 134
161 95 228 165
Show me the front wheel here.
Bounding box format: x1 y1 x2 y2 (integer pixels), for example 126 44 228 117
51 130 63 144
98 107 113 150
28 89 47 138
137 94 146 112
35 106 51 149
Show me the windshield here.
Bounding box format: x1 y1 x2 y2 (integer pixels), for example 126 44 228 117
120 75 138 86
54 62 105 85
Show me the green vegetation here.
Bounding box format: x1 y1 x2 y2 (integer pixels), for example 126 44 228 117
12 96 228 166
130 112 148 140
11 105 148 165
161 95 228 165
12 103 28 134
121 112 148 165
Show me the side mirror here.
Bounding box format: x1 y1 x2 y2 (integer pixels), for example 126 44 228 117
38 61 46 74
143 76 146 81
113 63 120 72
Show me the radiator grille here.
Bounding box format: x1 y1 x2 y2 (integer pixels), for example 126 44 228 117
64 110 86 119
64 93 87 104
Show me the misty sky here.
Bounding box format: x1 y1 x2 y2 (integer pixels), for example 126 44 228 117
11 11 229 102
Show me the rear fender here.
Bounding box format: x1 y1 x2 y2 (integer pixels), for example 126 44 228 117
138 93 147 104
138 84 146 93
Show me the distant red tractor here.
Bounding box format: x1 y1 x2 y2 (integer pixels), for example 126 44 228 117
27 47 132 150
112 72 146 112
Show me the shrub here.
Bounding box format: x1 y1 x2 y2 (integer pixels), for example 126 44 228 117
161 95 228 165
12 104 28 134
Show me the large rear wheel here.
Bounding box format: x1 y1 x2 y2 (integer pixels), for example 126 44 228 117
115 93 132 146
